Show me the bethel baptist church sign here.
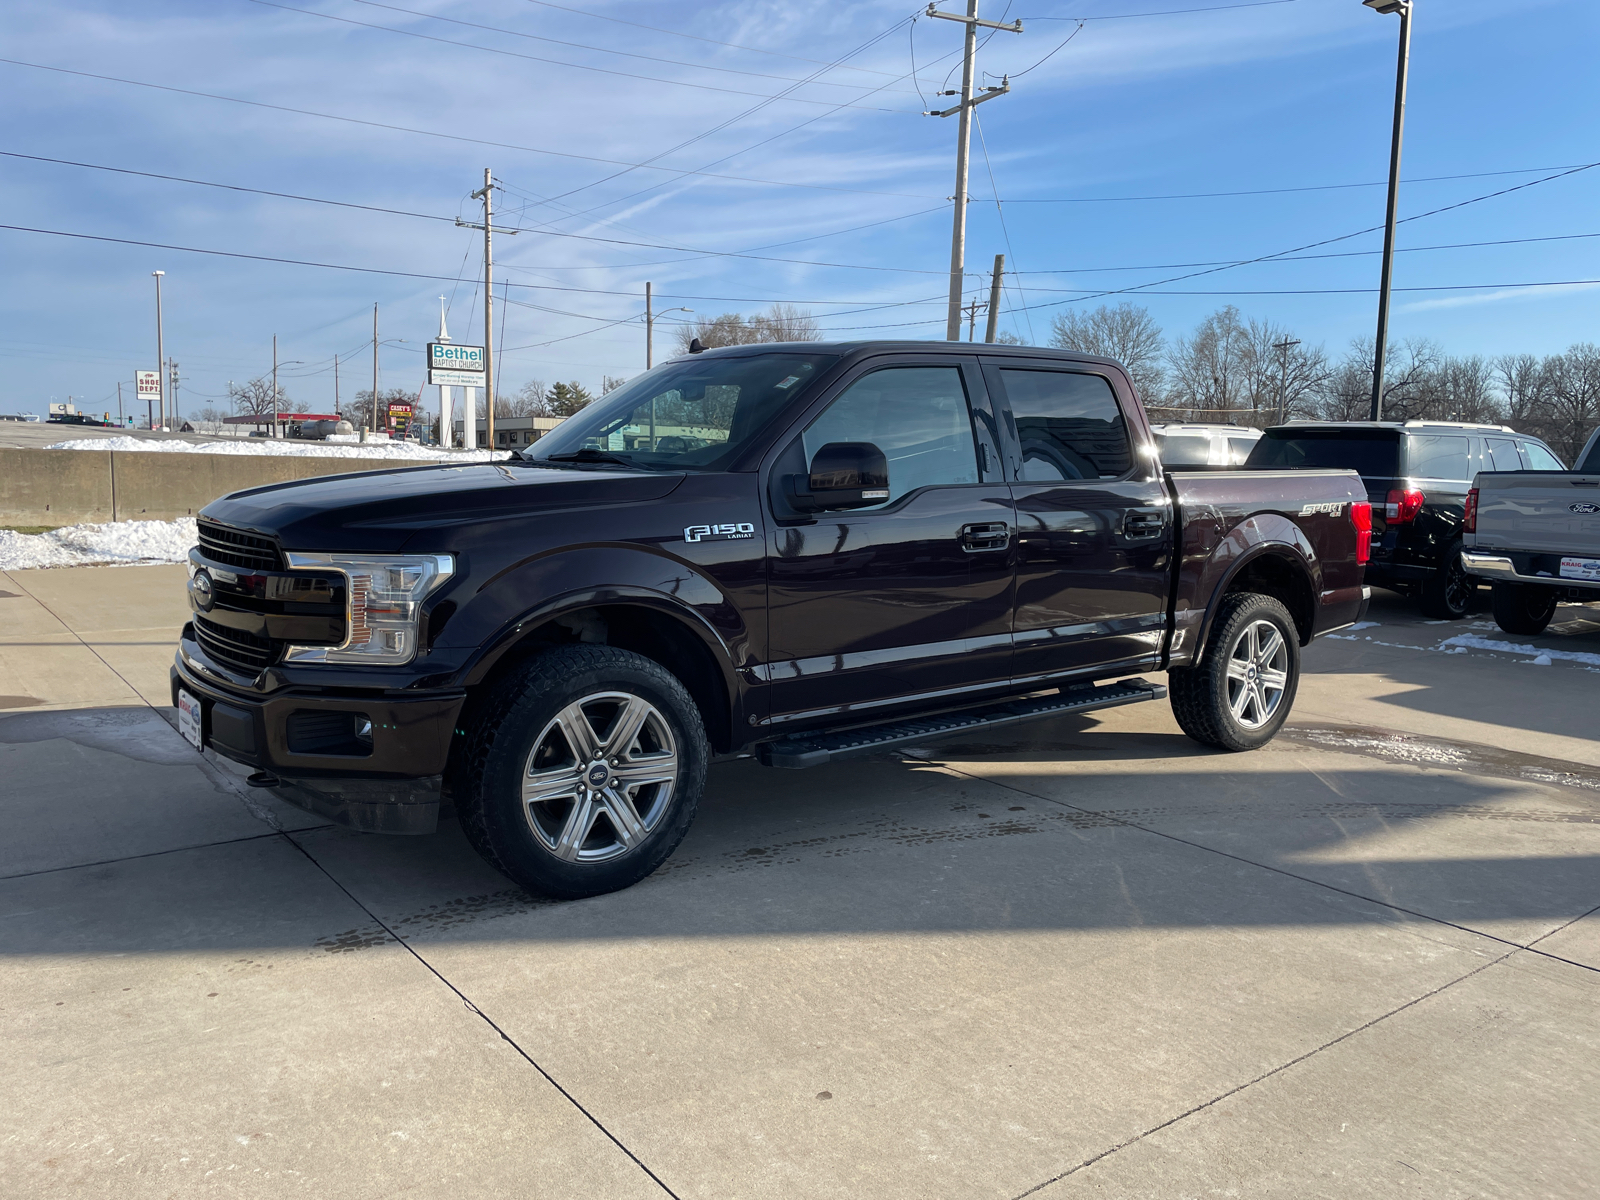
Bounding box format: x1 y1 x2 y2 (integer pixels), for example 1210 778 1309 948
427 342 485 387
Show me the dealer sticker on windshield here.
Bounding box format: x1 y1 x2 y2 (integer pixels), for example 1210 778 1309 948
1560 557 1600 581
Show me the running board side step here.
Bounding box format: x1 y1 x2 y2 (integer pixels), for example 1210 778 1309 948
756 678 1166 770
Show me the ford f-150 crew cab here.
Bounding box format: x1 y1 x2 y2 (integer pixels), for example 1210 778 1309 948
172 341 1370 898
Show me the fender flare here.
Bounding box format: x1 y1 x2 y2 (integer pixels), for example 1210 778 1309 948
1190 515 1321 659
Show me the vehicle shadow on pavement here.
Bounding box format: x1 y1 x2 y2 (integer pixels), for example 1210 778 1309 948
4 721 1597 959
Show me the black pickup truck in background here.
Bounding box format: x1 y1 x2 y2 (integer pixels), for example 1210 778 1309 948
172 342 1369 898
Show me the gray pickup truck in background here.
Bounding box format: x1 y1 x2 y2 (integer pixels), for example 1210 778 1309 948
1463 427 1600 633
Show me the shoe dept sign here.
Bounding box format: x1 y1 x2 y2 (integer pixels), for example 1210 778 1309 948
427 343 486 387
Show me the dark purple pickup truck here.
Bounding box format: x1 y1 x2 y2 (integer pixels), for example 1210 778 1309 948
172 342 1370 897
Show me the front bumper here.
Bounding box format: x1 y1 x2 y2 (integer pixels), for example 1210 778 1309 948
1460 551 1600 594
173 630 464 800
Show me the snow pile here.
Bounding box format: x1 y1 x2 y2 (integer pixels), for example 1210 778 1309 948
1437 633 1600 669
0 518 197 571
48 436 509 463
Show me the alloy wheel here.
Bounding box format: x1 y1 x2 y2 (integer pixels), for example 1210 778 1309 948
1224 619 1289 730
521 691 679 863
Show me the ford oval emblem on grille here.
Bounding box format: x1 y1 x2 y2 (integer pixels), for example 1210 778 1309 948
1572 502 1600 515
190 570 215 612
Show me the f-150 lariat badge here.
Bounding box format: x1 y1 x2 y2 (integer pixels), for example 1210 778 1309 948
684 522 757 543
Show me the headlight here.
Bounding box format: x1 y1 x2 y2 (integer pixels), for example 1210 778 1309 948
281 553 453 666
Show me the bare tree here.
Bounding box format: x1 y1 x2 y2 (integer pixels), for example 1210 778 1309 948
228 376 285 420
602 374 630 394
502 379 551 417
1233 318 1329 426
1161 306 1251 421
1541 343 1600 464
1494 354 1547 431
1048 303 1165 401
676 303 821 353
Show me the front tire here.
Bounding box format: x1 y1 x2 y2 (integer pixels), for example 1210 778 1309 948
1420 539 1473 619
1169 592 1300 752
1491 581 1558 636
458 645 708 900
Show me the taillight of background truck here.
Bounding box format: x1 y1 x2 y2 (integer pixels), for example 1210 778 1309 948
1385 487 1424 523
1463 487 1478 533
1350 501 1371 564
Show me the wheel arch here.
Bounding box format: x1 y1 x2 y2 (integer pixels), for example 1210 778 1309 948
1192 522 1320 662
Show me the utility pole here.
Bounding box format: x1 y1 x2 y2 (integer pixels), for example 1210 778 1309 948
458 169 517 451
272 335 280 438
117 381 124 426
964 298 984 342
334 354 340 418
984 253 1005 343
370 303 379 440
151 270 165 431
1273 337 1301 425
645 281 653 369
924 2 1021 341
169 358 180 429
1365 0 1413 421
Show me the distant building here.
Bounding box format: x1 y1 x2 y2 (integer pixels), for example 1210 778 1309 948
452 415 567 448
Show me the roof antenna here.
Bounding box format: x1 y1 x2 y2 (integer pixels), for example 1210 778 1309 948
688 337 706 354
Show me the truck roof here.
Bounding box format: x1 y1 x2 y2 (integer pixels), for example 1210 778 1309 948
664 339 1128 372
1269 419 1515 434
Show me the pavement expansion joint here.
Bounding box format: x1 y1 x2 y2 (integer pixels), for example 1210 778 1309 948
279 828 683 1198
926 758 1600 978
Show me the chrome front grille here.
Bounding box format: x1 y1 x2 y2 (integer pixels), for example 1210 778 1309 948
196 520 282 572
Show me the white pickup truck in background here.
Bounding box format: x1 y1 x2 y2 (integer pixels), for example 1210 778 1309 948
1463 426 1600 633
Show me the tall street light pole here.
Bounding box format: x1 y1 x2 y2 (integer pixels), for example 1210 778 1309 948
1364 0 1413 422
151 270 165 432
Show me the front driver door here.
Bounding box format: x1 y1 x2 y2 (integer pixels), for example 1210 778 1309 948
984 362 1172 683
764 359 1014 726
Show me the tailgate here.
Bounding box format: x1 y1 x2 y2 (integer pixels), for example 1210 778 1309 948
1473 472 1600 555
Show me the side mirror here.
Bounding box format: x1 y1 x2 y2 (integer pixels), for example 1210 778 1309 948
786 441 890 512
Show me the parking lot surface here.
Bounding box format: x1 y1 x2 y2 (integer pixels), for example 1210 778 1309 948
3 565 1597 1198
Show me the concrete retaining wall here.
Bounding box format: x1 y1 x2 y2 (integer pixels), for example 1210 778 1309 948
0 449 434 526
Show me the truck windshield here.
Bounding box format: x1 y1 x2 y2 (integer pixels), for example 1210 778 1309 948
1246 430 1400 479
522 352 837 472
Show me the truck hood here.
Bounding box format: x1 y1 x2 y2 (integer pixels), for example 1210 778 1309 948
201 461 686 553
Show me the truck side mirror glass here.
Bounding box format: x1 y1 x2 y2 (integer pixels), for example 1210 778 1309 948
786 441 890 512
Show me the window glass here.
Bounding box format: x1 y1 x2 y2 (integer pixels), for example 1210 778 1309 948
1156 433 1212 469
527 352 836 471
802 366 978 503
1523 441 1565 471
1226 436 1259 466
1405 434 1470 481
1001 369 1132 481
1485 438 1521 471
1245 431 1400 478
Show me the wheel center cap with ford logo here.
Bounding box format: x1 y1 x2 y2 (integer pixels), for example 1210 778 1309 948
189 569 215 612
586 761 612 790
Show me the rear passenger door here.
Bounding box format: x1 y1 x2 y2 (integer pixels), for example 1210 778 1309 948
984 361 1171 684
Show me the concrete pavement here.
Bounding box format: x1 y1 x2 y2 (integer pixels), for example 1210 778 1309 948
2 568 1597 1197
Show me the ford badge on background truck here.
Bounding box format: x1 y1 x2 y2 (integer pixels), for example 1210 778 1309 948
172 342 1370 898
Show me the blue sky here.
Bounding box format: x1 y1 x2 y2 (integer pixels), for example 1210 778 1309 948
2 0 1596 420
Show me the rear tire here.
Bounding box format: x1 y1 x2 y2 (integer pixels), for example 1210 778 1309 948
458 645 708 900
1491 581 1558 636
1169 592 1300 752
1420 539 1473 619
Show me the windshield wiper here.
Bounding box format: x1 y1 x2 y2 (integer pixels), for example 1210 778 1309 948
537 449 641 468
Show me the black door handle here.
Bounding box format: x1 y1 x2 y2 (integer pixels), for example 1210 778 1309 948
960 522 1011 552
1122 509 1167 539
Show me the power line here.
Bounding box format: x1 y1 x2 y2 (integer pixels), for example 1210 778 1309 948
0 59 936 200
249 0 915 112
346 0 923 94
1023 0 1300 19
517 0 915 80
